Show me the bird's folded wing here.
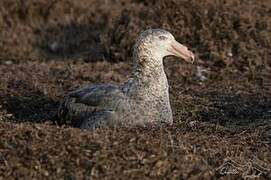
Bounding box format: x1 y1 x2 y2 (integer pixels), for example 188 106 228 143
57 84 126 125
69 84 126 107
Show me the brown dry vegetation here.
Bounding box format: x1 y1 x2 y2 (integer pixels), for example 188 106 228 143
0 0 271 179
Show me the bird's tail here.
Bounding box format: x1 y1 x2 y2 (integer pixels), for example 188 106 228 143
55 97 70 126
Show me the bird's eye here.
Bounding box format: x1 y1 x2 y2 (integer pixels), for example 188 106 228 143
159 36 167 40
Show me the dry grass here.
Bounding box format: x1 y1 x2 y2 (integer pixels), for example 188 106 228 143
0 0 270 179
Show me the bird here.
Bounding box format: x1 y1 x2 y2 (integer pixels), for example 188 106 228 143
57 29 194 130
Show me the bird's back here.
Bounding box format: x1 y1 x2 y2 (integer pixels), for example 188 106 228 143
57 84 127 129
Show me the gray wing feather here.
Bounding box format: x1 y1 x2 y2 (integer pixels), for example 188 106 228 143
57 84 127 127
78 110 118 130
70 84 125 107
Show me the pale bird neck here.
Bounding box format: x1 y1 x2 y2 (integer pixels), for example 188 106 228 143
132 46 165 79
124 47 169 99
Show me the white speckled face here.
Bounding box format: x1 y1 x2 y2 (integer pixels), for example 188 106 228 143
136 29 194 63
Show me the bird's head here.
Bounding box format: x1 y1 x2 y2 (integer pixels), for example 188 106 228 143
134 29 194 63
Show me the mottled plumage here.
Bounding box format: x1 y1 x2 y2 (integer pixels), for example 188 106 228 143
57 29 194 129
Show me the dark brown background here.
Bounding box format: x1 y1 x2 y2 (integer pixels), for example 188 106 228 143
0 0 270 179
